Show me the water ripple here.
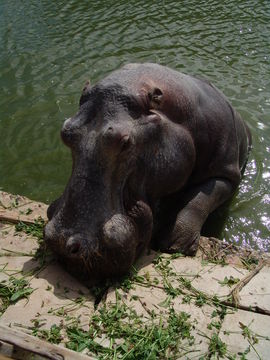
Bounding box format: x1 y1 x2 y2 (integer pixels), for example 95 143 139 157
0 0 269 251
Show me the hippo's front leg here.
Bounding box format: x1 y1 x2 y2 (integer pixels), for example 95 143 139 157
155 178 236 255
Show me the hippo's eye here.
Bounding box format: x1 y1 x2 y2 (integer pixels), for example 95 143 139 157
126 97 145 119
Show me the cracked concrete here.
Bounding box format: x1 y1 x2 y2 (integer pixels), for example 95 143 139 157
239 265 270 313
0 191 269 359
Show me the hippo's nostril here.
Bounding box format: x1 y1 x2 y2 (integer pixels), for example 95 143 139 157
66 237 81 254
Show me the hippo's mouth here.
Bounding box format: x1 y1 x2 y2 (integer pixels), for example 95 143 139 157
44 166 153 283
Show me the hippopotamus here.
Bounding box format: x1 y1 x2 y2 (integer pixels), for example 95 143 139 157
44 63 252 283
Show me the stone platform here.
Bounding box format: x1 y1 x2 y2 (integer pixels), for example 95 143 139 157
0 191 269 359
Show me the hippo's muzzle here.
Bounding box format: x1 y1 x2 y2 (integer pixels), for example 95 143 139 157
44 198 152 282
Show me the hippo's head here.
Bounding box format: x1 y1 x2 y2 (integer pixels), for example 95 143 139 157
44 66 194 283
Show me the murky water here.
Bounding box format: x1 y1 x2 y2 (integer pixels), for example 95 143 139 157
0 0 269 251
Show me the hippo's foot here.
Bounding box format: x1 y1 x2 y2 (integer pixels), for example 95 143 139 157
167 232 200 256
154 218 200 256
153 178 235 256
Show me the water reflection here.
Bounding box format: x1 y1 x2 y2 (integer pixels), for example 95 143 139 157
0 0 269 251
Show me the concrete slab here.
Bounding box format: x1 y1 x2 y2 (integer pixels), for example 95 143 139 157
0 191 95 352
239 265 270 313
1 191 270 359
0 227 38 255
149 254 249 300
173 302 215 359
220 308 270 359
0 256 38 282
170 256 203 276
106 283 169 318
104 283 215 359
191 262 249 298
0 191 47 223
1 263 95 338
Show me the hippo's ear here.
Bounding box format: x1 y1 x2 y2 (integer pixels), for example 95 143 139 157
148 87 163 107
79 80 91 106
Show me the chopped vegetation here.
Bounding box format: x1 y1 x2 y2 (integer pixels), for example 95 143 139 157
195 293 208 307
207 320 222 331
241 255 259 270
0 276 34 315
25 208 33 215
31 320 63 344
15 217 44 243
14 217 51 265
224 320 270 344
66 297 196 359
208 333 227 358
71 254 249 358
119 265 158 292
0 206 267 360
218 276 240 288
39 324 63 344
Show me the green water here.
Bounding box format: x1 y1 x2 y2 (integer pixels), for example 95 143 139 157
0 1 269 251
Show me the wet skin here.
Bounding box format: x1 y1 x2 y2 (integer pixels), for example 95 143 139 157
44 63 252 283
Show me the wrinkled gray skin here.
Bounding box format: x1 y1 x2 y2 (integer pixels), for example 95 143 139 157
44 63 252 283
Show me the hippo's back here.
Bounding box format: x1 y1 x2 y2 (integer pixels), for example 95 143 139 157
100 63 250 185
